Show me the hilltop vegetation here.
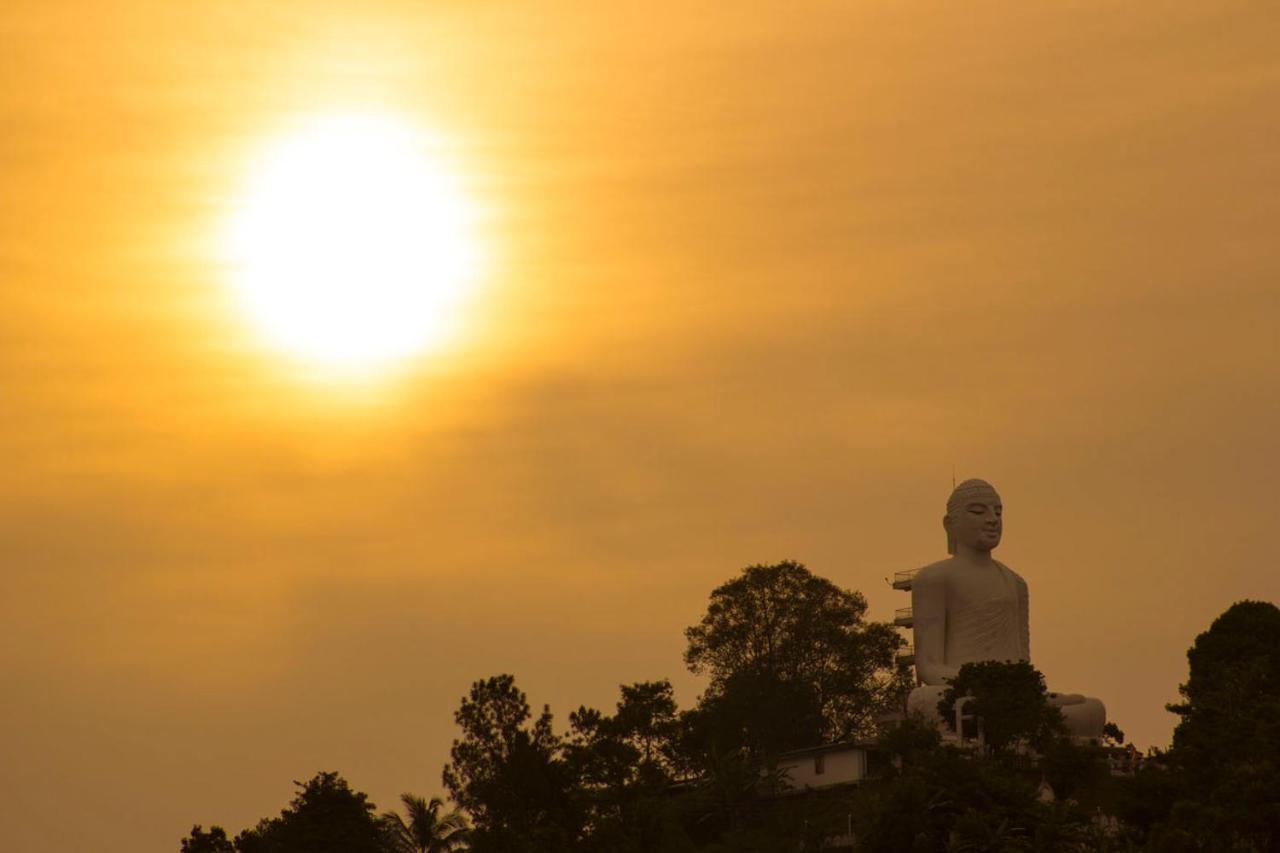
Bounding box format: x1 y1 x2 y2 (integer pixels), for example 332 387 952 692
182 565 1280 852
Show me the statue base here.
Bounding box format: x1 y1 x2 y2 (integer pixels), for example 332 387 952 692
906 685 1106 742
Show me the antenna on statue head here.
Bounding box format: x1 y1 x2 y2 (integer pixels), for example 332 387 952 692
951 465 956 490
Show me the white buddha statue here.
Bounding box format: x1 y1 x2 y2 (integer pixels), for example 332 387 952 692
905 479 1106 739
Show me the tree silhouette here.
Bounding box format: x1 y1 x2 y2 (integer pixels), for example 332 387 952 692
684 560 907 749
937 660 1065 753
1160 600 1280 849
379 794 469 853
233 771 386 853
442 675 581 852
565 680 681 849
180 825 235 853
180 563 1248 850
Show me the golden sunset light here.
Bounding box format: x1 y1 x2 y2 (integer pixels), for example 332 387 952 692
223 112 479 370
3 2 1279 851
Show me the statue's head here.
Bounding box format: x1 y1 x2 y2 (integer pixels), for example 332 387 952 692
944 479 1003 555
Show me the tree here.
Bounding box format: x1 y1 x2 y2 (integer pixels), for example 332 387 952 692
181 825 235 853
232 772 386 853
1161 600 1280 850
683 560 907 750
611 680 681 771
852 727 1134 852
442 675 581 852
379 794 469 853
876 713 942 763
564 681 681 850
851 741 1043 852
678 667 827 761
1168 600 1280 771
937 661 1065 753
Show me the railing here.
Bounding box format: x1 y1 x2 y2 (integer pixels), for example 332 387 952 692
896 644 915 665
894 606 913 627
892 569 919 590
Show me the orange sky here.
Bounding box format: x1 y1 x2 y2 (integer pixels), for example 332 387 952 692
3 2 1279 850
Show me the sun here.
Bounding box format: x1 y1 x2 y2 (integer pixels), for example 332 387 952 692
223 112 479 370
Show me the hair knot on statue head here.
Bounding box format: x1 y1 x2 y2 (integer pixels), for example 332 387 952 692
944 478 1001 555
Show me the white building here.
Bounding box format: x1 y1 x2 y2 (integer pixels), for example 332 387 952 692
775 741 872 792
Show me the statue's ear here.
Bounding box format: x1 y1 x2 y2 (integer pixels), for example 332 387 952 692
943 513 955 555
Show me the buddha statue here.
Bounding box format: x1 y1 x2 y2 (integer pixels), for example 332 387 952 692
905 479 1106 739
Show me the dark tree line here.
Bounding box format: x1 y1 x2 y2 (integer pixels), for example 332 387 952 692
436 561 907 851
182 774 468 853
183 564 1280 852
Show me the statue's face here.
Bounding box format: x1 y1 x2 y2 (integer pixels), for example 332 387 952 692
948 491 1003 552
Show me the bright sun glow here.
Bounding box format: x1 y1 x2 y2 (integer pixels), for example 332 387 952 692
224 112 479 370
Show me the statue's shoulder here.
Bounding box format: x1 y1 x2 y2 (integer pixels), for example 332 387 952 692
914 558 955 586
994 559 1028 587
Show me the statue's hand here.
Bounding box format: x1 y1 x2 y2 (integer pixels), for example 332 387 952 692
1046 692 1086 707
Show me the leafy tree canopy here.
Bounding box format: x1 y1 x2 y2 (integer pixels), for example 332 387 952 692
564 681 684 851
232 772 385 853
567 679 679 790
1101 721 1125 746
181 825 235 853
442 674 581 852
1162 600 1280 850
852 741 1047 852
683 560 907 748
1168 599 1280 768
679 668 827 760
938 661 1065 753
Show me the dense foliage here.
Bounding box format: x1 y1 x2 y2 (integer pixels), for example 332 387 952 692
441 674 581 852
938 660 1066 752
232 772 386 853
1147 600 1280 850
684 560 910 747
180 569 1278 852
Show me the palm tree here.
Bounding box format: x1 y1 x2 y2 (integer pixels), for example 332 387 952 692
379 794 470 853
